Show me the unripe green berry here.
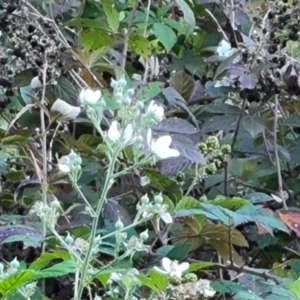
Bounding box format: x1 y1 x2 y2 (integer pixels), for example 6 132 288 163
184 273 197 282
221 144 231 154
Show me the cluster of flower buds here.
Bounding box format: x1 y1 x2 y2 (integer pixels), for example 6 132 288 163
57 150 82 183
29 197 61 228
199 136 231 176
136 193 173 231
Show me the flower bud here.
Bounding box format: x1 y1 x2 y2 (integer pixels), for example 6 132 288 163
118 78 127 87
140 229 149 241
115 218 124 230
127 88 135 96
10 257 20 269
137 101 144 110
50 199 60 209
65 232 74 245
122 96 131 105
154 193 163 204
141 194 150 204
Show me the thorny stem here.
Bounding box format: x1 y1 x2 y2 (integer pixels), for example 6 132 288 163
121 0 139 71
273 95 288 210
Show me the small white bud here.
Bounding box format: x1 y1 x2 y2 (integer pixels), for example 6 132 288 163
154 193 163 204
127 88 135 96
115 218 124 230
65 233 74 245
141 194 150 204
50 199 60 209
136 101 144 110
122 96 131 105
118 78 127 87
10 257 20 269
140 229 149 241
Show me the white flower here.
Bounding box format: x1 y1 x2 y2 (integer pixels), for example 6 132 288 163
51 99 80 120
147 100 164 122
198 279 216 297
142 203 172 231
74 238 89 252
154 257 189 278
147 129 180 160
107 121 134 144
58 155 71 173
107 120 121 142
216 39 232 57
79 88 101 105
157 204 173 224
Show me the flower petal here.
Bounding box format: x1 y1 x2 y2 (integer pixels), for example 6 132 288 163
51 99 81 120
58 163 70 173
161 257 172 272
177 262 189 273
110 272 122 281
151 135 180 159
108 121 121 142
146 129 152 147
161 212 173 224
123 123 134 144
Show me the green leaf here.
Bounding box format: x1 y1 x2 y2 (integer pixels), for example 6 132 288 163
136 274 159 292
149 270 168 291
1 135 29 145
54 76 78 105
286 40 300 58
34 261 77 279
67 18 108 30
176 196 200 210
129 34 151 57
102 0 119 32
242 115 265 138
144 169 179 192
136 82 161 102
80 30 113 51
153 23 177 51
283 115 300 127
169 70 195 101
188 262 213 272
0 270 36 296
176 0 196 32
29 250 71 271
210 197 249 210
288 276 300 297
167 244 192 260
13 69 34 88
156 245 175 256
244 192 273 204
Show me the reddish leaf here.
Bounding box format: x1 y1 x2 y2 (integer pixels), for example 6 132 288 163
278 211 300 236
